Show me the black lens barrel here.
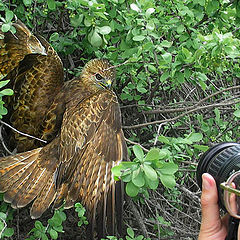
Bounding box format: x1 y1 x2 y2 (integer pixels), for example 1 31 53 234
197 142 240 209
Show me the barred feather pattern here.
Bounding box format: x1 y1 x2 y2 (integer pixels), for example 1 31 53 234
0 20 46 80
0 56 127 239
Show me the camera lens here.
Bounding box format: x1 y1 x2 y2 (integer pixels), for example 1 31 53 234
196 142 240 210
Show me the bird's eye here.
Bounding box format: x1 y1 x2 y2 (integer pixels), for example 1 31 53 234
95 73 103 81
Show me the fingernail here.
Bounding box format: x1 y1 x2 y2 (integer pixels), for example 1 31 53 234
202 174 211 190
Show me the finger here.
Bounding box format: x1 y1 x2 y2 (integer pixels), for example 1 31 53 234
238 221 240 239
200 173 222 226
222 214 230 227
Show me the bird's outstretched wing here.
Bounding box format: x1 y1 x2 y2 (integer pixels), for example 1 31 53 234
0 137 61 219
55 89 128 237
0 20 64 152
0 20 46 80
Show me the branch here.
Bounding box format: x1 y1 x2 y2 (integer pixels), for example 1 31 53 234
0 120 47 144
123 99 240 129
125 138 149 152
143 85 240 115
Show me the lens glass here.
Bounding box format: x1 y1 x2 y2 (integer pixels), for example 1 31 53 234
223 171 240 219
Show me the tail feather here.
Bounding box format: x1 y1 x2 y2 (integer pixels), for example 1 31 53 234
0 142 58 218
31 174 57 219
0 149 41 193
10 165 54 209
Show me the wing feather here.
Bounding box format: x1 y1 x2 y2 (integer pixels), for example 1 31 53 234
55 90 126 237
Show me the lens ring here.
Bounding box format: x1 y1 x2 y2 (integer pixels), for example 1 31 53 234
196 142 240 210
196 142 240 189
224 171 240 219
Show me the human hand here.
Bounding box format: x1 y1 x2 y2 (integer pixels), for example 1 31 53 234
198 173 238 240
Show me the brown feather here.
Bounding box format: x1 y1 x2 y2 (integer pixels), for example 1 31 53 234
0 50 127 240
5 31 64 151
0 20 46 80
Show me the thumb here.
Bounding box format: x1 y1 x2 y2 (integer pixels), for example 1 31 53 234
201 173 221 225
199 173 227 239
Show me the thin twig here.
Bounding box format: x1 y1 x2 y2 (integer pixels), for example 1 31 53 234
0 120 47 144
0 124 14 155
123 99 240 129
143 85 240 115
125 138 149 152
126 198 150 238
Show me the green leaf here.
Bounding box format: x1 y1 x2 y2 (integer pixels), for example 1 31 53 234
49 32 59 42
5 10 14 22
1 24 11 33
145 148 160 161
196 72 208 81
146 8 155 18
132 169 145 187
70 14 84 27
137 85 147 93
98 26 111 35
35 220 45 231
3 227 14 237
41 233 48 240
234 110 240 118
145 175 159 190
160 40 172 48
162 52 172 63
143 163 157 181
160 72 169 82
0 212 6 220
130 3 140 12
47 0 56 10
148 64 157 73
193 144 209 151
111 165 123 178
132 35 145 41
214 108 220 123
175 71 185 83
159 174 176 188
176 24 185 34
187 132 203 142
0 89 13 96
159 162 178 175
127 227 134 238
84 17 92 27
0 106 7 116
49 228 58 239
158 135 170 144
126 181 139 197
90 30 102 47
133 145 144 160
206 0 219 16
0 221 4 231
198 79 207 91
23 0 32 6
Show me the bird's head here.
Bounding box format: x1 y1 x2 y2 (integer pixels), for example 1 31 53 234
81 59 116 90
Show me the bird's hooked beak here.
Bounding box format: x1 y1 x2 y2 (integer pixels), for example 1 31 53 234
105 79 112 89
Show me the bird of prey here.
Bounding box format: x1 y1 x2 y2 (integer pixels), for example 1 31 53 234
0 20 127 239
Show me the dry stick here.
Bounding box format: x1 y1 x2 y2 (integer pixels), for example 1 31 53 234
126 197 150 238
123 99 240 129
125 138 149 152
0 124 14 155
0 120 47 144
143 85 240 115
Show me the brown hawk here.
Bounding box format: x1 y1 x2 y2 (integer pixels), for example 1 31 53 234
0 20 127 239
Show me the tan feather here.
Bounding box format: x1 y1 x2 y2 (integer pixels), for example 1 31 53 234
0 55 127 240
0 20 46 80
